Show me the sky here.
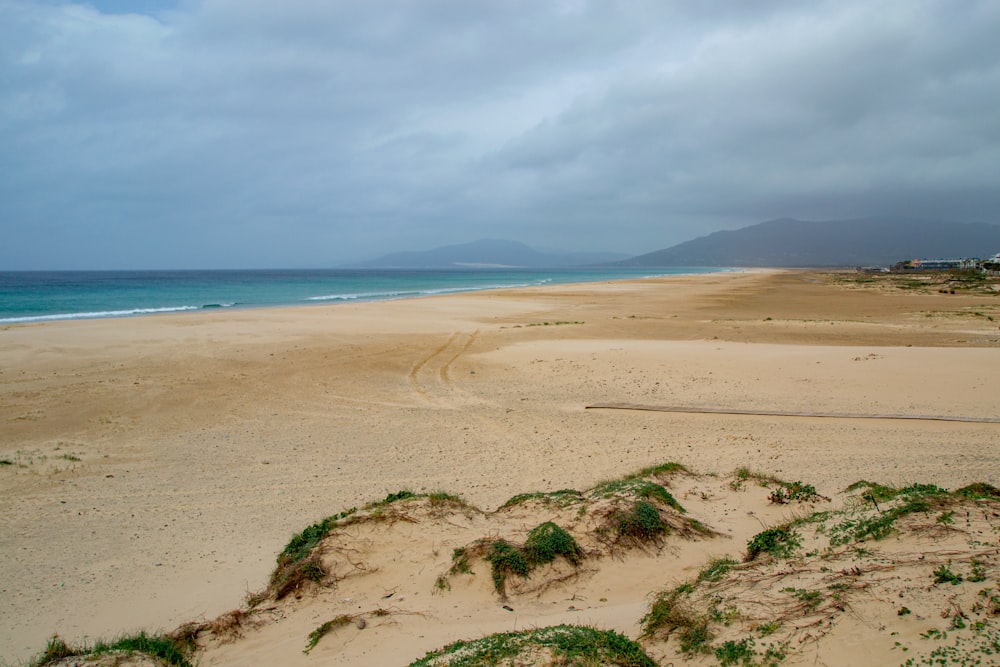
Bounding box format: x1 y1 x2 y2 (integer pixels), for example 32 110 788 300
2 1 999 269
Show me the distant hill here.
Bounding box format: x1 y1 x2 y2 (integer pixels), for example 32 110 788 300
352 239 629 269
619 218 1000 267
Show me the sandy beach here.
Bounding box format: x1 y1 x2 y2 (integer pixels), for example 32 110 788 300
2 269 999 665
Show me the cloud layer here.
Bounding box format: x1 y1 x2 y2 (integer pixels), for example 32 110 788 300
2 0 998 268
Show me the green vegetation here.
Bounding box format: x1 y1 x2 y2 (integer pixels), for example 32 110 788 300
29 632 192 667
499 488 584 509
823 482 949 546
373 489 417 505
303 615 353 654
523 521 583 566
615 501 667 542
698 556 738 583
406 624 656 667
933 561 963 586
278 506 358 568
641 585 700 636
270 489 476 600
591 478 686 513
769 481 825 504
635 462 689 477
486 539 532 595
730 468 825 504
953 482 1000 499
486 522 584 595
745 526 801 561
782 587 823 610
903 624 1000 666
427 491 467 505
449 547 472 575
714 638 756 666
730 466 768 491
642 477 999 667
836 270 1000 296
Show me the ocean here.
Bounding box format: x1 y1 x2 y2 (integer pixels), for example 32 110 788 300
0 267 726 324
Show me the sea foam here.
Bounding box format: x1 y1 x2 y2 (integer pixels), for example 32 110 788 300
0 305 200 324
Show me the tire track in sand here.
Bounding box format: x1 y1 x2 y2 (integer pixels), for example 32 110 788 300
408 330 480 406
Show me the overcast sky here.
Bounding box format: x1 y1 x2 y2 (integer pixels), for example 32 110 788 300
2 1 999 269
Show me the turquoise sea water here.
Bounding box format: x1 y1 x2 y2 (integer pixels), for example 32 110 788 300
0 267 727 324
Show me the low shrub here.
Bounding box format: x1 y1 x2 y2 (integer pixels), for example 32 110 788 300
745 526 801 561
487 540 530 595
523 521 582 566
616 501 667 542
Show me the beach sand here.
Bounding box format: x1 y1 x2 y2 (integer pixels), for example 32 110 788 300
2 269 999 665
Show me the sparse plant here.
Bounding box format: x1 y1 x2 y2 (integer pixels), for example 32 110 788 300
783 587 822 609
769 481 825 504
449 547 472 575
270 553 328 600
730 466 753 490
698 556 737 583
427 491 465 506
934 561 963 585
714 637 756 666
637 462 689 477
374 489 417 506
758 621 781 636
303 615 352 654
642 586 702 637
678 620 713 654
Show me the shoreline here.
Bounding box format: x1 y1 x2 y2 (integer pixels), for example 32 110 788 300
2 269 999 664
0 266 738 326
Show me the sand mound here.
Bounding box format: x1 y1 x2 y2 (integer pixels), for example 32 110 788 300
641 482 1000 666
27 468 999 667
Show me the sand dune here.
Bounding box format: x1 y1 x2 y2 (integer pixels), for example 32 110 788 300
2 269 999 665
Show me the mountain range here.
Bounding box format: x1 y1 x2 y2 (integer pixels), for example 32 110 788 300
619 218 1000 267
352 218 1000 269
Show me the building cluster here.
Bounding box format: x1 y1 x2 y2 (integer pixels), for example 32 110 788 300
894 253 1000 275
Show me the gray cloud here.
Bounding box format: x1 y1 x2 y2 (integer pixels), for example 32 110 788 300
1 0 998 268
